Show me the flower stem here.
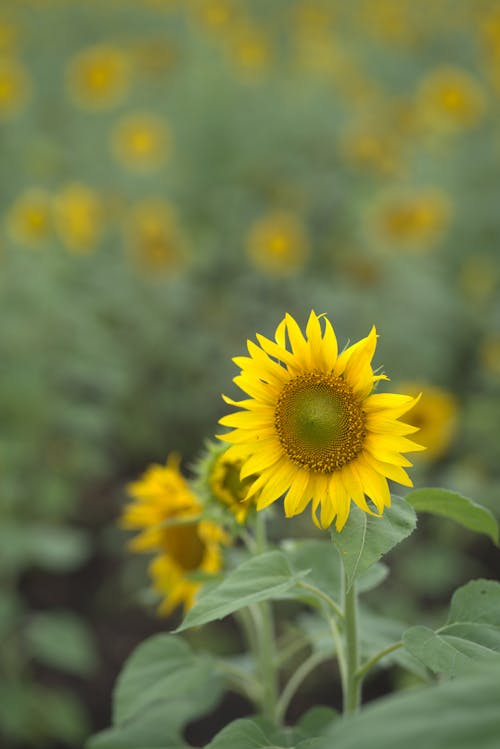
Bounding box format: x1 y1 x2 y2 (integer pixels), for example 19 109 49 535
254 512 279 722
276 650 327 724
342 571 361 714
355 641 403 681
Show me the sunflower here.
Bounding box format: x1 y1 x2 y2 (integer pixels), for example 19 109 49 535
197 443 259 524
219 311 423 531
121 455 228 614
400 383 458 461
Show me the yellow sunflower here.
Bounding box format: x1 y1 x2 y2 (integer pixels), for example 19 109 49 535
121 455 228 614
399 383 458 461
219 311 423 531
208 445 258 523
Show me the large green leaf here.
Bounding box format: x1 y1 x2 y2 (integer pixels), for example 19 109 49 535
405 488 498 545
359 608 429 681
87 703 187 749
177 551 308 631
313 665 500 749
27 611 97 676
283 540 342 604
403 580 500 677
87 635 222 749
331 496 416 590
448 579 500 624
113 634 221 725
204 717 321 749
403 625 500 677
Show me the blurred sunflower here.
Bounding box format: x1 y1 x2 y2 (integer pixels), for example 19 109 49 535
416 66 487 131
225 22 271 76
247 211 309 276
479 336 500 378
53 183 103 254
458 253 498 303
399 384 458 461
125 197 189 274
219 311 423 531
0 17 18 54
0 57 30 120
339 123 401 176
66 44 130 110
191 0 242 34
357 0 415 45
111 112 171 172
196 443 259 524
367 187 452 252
6 188 52 248
121 455 228 615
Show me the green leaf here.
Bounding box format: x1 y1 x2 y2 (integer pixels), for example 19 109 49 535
331 496 416 590
448 579 500 625
403 580 500 677
113 634 221 725
204 717 320 749
296 706 338 737
314 664 500 749
356 563 389 593
177 551 308 631
27 611 97 676
283 540 342 603
88 635 222 749
403 625 500 677
360 608 429 681
405 488 499 545
87 703 187 749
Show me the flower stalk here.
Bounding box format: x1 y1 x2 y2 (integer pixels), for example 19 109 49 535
342 571 361 714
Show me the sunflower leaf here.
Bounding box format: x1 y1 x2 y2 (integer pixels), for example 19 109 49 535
87 634 221 749
403 580 500 677
402 625 500 677
204 716 323 749
330 496 416 591
176 551 308 631
311 663 500 749
405 488 499 545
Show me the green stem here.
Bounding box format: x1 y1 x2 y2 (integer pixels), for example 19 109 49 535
343 572 361 714
355 641 403 681
253 512 279 723
296 580 344 620
276 650 328 724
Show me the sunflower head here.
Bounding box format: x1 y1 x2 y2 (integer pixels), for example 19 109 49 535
194 442 259 525
399 383 458 461
219 311 424 531
121 454 229 615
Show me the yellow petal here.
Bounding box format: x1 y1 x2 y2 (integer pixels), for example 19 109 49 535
284 469 310 517
240 444 283 479
285 313 310 367
363 451 414 487
321 316 338 370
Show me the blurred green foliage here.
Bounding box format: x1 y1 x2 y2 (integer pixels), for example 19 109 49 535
1 0 499 746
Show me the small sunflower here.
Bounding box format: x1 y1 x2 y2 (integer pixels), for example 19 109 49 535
247 211 309 277
7 188 52 248
416 66 487 132
121 455 228 614
400 383 458 461
111 112 171 172
0 58 30 121
219 311 423 531
53 183 102 254
197 443 259 524
66 44 130 110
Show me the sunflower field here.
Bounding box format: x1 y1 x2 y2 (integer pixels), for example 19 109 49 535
2 1 500 748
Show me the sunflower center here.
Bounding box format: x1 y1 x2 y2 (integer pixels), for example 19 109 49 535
163 523 205 571
275 371 366 473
